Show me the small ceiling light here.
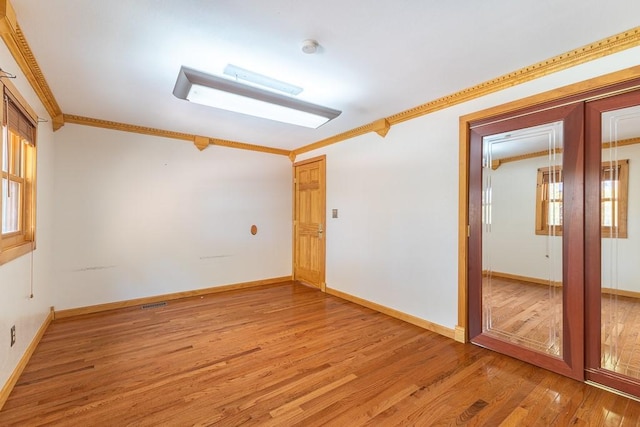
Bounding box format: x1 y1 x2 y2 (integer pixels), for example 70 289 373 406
173 66 340 128
301 39 319 54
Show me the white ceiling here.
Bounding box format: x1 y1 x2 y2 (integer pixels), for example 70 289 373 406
10 0 640 151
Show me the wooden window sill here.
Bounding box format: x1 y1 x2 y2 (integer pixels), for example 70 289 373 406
0 241 35 266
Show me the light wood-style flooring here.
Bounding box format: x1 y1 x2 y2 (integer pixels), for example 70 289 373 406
2 281 640 426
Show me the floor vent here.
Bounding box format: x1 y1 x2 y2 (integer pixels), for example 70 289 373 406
141 301 168 310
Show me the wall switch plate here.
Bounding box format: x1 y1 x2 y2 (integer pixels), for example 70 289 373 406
10 325 16 347
332 209 338 218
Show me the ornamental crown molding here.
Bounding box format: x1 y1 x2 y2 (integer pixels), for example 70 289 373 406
63 114 291 156
0 0 62 129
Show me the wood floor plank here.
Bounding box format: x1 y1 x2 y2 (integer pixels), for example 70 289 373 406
287 338 449 425
1 281 640 426
362 354 499 425
620 398 640 427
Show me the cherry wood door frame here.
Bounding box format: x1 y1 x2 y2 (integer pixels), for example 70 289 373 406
468 102 585 380
292 155 326 291
585 89 640 397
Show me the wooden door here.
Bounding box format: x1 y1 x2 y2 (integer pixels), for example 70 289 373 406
293 156 326 290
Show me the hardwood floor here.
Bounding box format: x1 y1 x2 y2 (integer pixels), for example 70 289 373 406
1 281 640 426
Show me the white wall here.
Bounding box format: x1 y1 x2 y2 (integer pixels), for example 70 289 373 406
52 126 292 310
297 47 640 331
0 51 56 388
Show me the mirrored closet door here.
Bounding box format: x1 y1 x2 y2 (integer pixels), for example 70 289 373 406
586 89 640 397
468 84 640 399
468 103 584 380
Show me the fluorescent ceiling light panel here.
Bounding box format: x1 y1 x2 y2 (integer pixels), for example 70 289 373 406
223 64 303 95
173 66 341 128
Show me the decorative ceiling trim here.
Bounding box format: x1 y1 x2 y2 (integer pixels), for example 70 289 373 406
372 118 391 138
294 26 640 156
208 136 290 156
64 114 192 140
292 119 391 156
387 27 640 126
194 136 210 151
0 0 63 129
63 114 290 156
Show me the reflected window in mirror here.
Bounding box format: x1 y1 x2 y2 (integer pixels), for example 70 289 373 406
536 167 563 236
535 160 629 238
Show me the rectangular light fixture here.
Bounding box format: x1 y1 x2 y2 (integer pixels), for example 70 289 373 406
223 64 303 95
173 66 341 128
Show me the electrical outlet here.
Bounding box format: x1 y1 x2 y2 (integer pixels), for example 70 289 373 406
10 325 15 347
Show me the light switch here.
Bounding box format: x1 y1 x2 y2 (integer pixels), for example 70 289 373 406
332 209 338 218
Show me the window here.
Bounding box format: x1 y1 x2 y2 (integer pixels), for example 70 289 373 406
0 87 37 265
535 160 628 237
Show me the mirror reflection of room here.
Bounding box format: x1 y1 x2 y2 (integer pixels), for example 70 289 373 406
481 121 564 357
600 104 640 380
481 104 640 373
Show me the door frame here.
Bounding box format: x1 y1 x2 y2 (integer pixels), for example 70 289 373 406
292 155 326 291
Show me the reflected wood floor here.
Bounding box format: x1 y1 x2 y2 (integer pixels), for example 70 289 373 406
483 277 563 355
484 277 640 379
602 293 640 379
2 282 640 426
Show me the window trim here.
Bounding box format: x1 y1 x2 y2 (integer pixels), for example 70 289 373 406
535 166 564 236
535 160 629 238
0 80 38 266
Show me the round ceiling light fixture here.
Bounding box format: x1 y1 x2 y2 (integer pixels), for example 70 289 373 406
301 39 319 54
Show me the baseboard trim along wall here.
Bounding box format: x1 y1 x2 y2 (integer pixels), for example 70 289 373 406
601 287 640 299
326 287 455 340
485 271 562 287
0 307 55 411
485 272 640 298
54 276 293 319
454 325 466 344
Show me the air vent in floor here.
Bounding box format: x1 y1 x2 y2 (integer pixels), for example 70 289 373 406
141 301 168 309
